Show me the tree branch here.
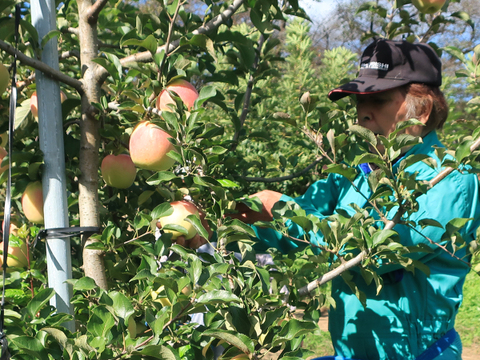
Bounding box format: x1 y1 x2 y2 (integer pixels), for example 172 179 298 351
86 0 110 24
231 34 265 150
298 133 480 297
238 157 322 183
94 0 246 84
0 39 84 94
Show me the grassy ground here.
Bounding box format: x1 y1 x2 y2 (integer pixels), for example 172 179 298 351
302 270 480 357
455 269 480 347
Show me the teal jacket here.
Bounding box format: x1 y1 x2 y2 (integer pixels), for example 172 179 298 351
252 132 480 360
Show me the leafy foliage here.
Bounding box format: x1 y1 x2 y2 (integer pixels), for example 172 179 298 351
0 0 479 359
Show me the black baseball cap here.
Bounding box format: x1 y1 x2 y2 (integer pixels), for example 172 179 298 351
328 39 442 101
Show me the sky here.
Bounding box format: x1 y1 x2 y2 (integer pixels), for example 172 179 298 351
299 0 345 23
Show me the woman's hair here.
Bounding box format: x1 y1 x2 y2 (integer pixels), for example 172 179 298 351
403 83 449 134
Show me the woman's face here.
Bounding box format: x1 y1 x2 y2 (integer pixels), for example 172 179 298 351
356 88 412 137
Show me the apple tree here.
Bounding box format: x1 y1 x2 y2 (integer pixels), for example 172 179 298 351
0 0 478 359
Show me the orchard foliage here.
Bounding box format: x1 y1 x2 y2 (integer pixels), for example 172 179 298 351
0 0 479 359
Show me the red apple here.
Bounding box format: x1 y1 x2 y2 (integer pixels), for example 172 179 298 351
101 154 137 189
0 63 9 95
129 121 177 171
157 200 200 240
0 239 28 269
21 181 44 224
412 0 446 13
156 79 199 112
31 90 67 118
0 146 8 176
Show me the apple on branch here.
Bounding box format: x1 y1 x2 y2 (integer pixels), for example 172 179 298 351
30 90 67 118
411 0 446 14
157 200 200 240
156 79 199 112
129 121 177 171
0 238 28 269
21 181 44 224
0 146 8 176
0 63 10 95
101 154 137 189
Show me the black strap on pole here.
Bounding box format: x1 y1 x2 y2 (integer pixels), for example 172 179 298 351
33 227 100 248
0 5 21 360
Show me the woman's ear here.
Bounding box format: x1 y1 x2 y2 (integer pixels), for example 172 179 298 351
418 95 433 126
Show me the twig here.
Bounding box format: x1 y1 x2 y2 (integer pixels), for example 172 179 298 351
0 39 84 93
238 157 322 183
158 0 186 80
231 34 265 150
298 134 480 297
298 209 404 297
95 0 246 84
86 0 110 24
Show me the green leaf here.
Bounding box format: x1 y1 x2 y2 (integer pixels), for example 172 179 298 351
455 139 473 162
371 229 397 248
217 179 239 188
197 290 242 305
134 213 150 230
202 329 254 354
24 288 55 322
352 152 383 166
186 214 209 239
10 336 49 358
41 327 72 356
135 345 180 360
109 291 135 320
152 202 174 220
349 124 377 145
41 30 61 49
72 277 98 291
323 163 357 182
146 171 178 185
418 219 444 229
272 319 318 347
122 34 158 55
87 305 115 338
443 46 465 62
15 99 31 130
450 11 475 29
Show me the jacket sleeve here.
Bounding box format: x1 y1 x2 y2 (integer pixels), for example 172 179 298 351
252 174 342 253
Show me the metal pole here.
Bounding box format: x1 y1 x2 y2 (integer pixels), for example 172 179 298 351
31 0 74 331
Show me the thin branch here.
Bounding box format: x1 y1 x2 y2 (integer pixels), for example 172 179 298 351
231 34 265 150
428 136 480 188
60 50 80 60
298 209 404 297
86 0 110 24
238 157 323 183
299 133 480 297
158 0 186 80
94 0 246 84
0 39 84 94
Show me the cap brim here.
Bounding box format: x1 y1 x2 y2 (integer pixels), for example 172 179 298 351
328 77 411 101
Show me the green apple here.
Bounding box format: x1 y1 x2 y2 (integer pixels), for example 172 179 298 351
101 154 137 189
157 200 200 240
0 63 9 95
21 181 44 224
411 0 446 14
0 238 28 269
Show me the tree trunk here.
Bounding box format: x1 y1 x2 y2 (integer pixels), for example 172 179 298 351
77 0 107 290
